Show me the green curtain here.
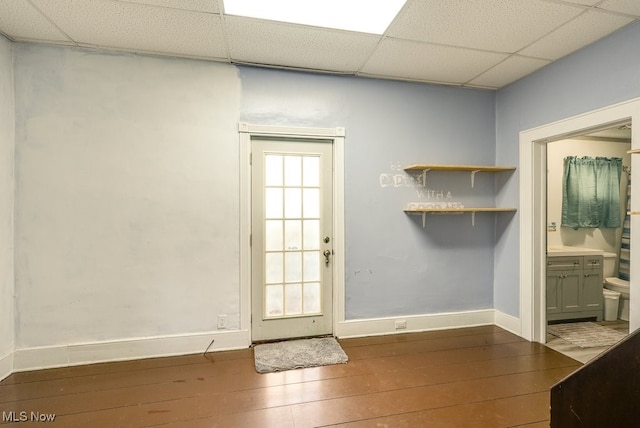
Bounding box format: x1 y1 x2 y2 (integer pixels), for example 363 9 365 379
561 156 622 230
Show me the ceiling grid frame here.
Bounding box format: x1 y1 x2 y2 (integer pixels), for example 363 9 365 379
0 0 638 89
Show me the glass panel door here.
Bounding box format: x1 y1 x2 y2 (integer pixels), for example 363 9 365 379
251 139 333 341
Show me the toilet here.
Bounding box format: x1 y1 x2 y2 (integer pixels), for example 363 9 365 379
603 252 630 321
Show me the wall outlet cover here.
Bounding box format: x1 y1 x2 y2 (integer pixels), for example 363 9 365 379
395 320 407 329
217 315 227 329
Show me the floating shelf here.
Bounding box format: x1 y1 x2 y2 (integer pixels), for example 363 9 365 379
628 211 640 215
404 207 517 227
404 164 516 187
627 148 640 154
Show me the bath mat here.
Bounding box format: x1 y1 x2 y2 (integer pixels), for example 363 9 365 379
254 337 348 374
547 322 626 348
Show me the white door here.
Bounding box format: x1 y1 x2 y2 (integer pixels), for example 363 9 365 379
251 138 334 342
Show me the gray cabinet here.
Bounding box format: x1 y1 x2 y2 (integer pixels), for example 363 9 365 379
546 255 603 322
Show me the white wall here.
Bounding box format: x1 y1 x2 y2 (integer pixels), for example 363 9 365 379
0 35 15 379
13 45 243 363
547 139 630 252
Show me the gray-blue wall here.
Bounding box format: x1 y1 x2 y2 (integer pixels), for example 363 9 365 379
495 21 640 316
240 68 499 319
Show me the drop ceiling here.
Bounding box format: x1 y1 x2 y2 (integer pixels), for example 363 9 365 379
0 0 638 90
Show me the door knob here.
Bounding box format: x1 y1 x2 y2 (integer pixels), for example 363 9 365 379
323 249 331 266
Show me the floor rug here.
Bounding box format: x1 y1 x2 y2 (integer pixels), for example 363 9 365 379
254 337 349 374
547 322 626 348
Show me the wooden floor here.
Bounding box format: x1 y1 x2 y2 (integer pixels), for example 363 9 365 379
0 325 581 427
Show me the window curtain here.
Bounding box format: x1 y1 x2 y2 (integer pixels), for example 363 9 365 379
561 156 622 230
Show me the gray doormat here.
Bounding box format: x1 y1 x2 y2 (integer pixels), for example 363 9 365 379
253 337 349 374
547 322 626 348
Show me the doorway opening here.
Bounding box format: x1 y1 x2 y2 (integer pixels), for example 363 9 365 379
519 98 640 344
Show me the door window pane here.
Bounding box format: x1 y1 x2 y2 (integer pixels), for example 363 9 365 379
284 252 302 283
265 220 283 251
265 284 283 317
303 156 320 187
265 188 283 218
285 283 302 315
303 251 320 282
303 188 320 218
284 220 302 251
284 156 302 186
265 253 283 283
265 155 283 186
284 188 302 218
303 220 320 250
303 282 321 314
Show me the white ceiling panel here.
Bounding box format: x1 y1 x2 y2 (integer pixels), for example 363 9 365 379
0 0 72 43
520 9 634 60
360 38 508 86
598 0 640 16
225 16 380 72
387 0 585 53
30 0 227 59
468 55 551 88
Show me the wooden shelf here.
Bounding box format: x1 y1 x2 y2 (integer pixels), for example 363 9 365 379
403 164 516 173
404 164 516 187
627 148 640 154
404 207 517 213
404 207 517 227
628 211 640 215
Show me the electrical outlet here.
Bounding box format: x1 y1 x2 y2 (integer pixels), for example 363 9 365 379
395 319 407 330
217 315 227 329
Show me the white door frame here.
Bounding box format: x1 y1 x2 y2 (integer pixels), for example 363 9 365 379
519 97 640 343
239 123 346 341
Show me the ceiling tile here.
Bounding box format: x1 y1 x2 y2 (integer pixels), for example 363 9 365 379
387 0 585 53
360 38 508 85
598 0 640 16
520 9 634 60
468 55 551 89
0 0 73 43
122 0 220 13
225 16 381 72
30 0 227 59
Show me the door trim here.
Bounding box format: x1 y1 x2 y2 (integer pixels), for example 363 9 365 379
239 123 346 341
519 97 640 343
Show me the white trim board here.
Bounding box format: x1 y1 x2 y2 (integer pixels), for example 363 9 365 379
12 330 249 373
4 310 520 376
519 97 640 343
335 309 501 339
238 123 346 342
0 352 13 381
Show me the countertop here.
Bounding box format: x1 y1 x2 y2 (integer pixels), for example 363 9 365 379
547 246 604 257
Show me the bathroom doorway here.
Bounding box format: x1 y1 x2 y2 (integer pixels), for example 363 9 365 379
519 97 640 345
543 125 631 361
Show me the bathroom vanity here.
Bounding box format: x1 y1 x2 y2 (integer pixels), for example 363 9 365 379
547 247 603 322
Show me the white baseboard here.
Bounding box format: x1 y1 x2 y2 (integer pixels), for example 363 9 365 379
12 329 251 373
335 309 496 339
0 351 13 381
493 310 522 336
7 311 526 375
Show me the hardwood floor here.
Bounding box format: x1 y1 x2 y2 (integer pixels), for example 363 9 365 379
0 325 581 427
